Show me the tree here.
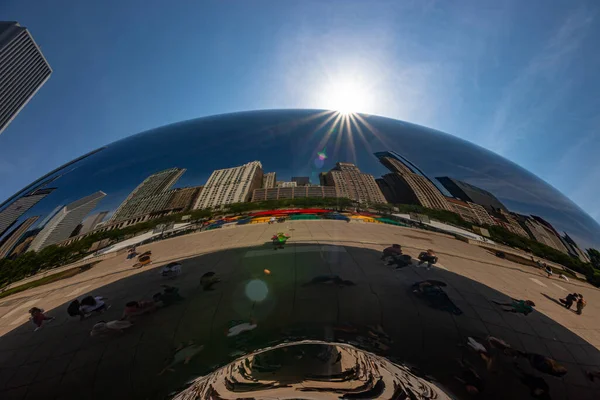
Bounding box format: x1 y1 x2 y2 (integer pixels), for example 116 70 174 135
586 248 600 269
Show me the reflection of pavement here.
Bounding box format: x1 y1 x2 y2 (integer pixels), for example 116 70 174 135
0 221 599 399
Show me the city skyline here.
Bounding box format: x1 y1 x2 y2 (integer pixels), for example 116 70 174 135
1 146 587 261
0 110 598 254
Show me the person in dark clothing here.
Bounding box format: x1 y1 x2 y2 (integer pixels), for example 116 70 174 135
576 294 586 315
559 293 578 309
412 280 462 315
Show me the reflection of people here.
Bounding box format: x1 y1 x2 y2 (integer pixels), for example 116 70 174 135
524 353 567 377
80 296 109 316
576 294 586 315
382 244 412 268
153 286 184 307
544 265 552 278
272 232 290 249
159 262 182 278
29 307 54 331
492 299 535 315
454 359 484 395
122 300 157 320
560 293 578 309
90 320 133 337
417 249 437 269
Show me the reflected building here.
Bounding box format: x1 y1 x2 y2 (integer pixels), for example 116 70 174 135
562 232 590 262
437 176 508 212
262 172 276 188
0 188 54 238
28 191 106 252
0 216 38 258
375 152 452 211
525 216 569 254
277 181 297 188
78 211 108 236
493 209 530 238
0 22 52 135
194 161 263 209
167 186 203 213
446 198 496 226
110 168 185 223
321 162 386 204
252 185 338 201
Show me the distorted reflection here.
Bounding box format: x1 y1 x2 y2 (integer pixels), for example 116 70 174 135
173 342 452 399
0 110 599 399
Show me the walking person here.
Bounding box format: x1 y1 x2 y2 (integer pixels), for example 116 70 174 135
576 294 586 315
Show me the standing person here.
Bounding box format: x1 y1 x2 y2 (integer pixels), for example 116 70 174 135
544 265 553 278
576 294 586 315
28 307 55 331
417 249 438 270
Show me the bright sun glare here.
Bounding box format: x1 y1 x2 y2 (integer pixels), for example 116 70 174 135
323 79 371 115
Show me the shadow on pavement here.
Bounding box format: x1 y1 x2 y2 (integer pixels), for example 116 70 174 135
0 243 599 399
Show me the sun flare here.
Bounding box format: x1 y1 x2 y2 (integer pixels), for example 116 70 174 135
322 78 372 115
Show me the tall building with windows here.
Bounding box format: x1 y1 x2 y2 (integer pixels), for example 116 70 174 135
167 186 202 212
525 216 569 254
29 191 106 252
436 176 507 212
375 152 452 211
263 172 276 189
446 198 496 226
321 162 386 204
194 161 263 209
0 22 52 135
252 185 338 201
0 188 54 237
0 216 38 258
561 232 590 263
110 168 185 222
277 181 297 188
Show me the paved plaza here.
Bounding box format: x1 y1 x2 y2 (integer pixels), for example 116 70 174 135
0 221 599 399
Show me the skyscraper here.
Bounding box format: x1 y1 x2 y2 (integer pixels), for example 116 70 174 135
263 172 276 188
110 168 186 222
194 161 263 209
321 162 386 204
0 216 38 258
79 211 109 236
375 152 452 211
436 177 508 212
0 188 54 237
525 216 569 254
0 22 52 135
29 191 106 252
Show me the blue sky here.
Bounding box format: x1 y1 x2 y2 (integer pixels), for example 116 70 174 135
1 0 600 222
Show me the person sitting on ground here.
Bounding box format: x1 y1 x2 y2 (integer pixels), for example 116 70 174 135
122 300 158 320
29 307 54 331
492 298 535 315
412 280 462 315
90 319 133 337
381 244 412 268
153 285 184 307
200 271 221 291
558 273 569 282
159 262 182 278
417 249 438 269
560 293 578 310
576 294 586 315
79 296 109 319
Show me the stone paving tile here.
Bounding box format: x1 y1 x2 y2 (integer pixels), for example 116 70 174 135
6 361 43 389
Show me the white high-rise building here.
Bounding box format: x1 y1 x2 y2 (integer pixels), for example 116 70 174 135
29 191 106 252
263 172 276 188
0 188 54 237
194 161 263 209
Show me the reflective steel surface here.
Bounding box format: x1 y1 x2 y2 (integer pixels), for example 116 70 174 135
0 110 599 399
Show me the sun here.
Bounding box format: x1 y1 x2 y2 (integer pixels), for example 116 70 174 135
322 78 371 115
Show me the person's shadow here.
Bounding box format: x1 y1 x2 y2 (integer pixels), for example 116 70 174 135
541 293 577 313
